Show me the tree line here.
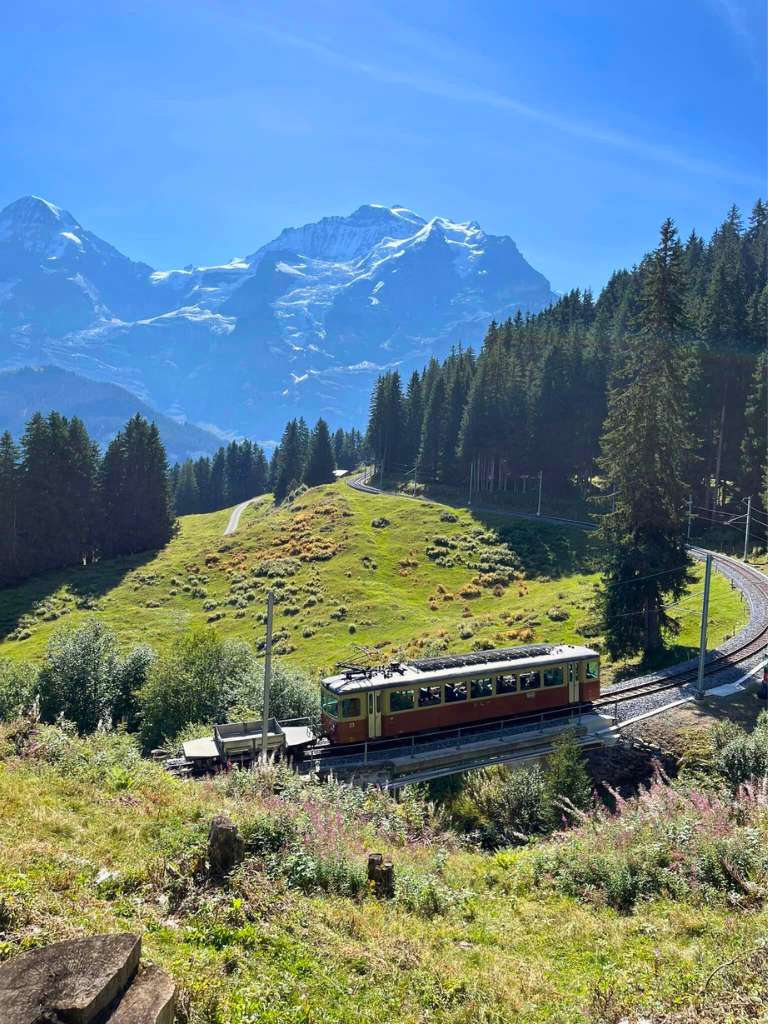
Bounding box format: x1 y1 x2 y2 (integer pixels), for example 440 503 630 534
366 201 765 507
171 423 367 513
366 200 767 657
0 412 175 587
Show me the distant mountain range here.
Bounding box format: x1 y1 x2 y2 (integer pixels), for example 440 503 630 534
0 195 556 439
0 366 221 463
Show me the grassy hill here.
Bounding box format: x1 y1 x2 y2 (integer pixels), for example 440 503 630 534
1 722 766 1023
0 482 746 678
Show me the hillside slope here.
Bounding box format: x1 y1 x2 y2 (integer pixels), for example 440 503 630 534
0 483 746 676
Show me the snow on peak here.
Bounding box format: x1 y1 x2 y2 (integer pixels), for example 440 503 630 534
0 195 82 250
250 204 427 265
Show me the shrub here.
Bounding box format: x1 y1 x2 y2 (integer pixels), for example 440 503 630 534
38 620 121 734
546 607 570 621
456 763 549 847
542 731 593 827
0 659 38 722
239 811 298 856
139 630 260 750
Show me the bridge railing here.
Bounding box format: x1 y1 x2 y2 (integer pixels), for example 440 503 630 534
309 704 591 771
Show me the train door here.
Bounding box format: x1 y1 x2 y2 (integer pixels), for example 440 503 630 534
367 690 382 738
568 662 579 703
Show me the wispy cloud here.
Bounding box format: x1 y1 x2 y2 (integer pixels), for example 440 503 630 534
706 0 766 70
256 23 761 188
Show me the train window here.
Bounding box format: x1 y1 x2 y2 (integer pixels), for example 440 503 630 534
321 691 339 718
341 697 362 719
445 682 467 702
568 663 576 685
471 677 493 699
496 674 518 694
586 660 599 680
543 667 564 688
418 686 442 707
389 689 415 712
520 671 540 691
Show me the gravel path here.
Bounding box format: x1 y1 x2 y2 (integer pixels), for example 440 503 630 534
223 498 258 536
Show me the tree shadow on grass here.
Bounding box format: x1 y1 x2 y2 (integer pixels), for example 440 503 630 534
477 512 597 581
0 549 159 642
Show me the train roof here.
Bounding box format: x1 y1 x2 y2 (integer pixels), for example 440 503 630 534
323 643 599 696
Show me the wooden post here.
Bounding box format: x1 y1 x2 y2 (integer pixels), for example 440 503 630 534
367 852 395 898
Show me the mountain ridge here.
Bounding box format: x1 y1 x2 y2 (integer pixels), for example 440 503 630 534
0 365 223 462
0 196 556 436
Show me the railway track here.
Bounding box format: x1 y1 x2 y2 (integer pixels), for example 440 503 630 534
347 470 768 714
595 552 768 709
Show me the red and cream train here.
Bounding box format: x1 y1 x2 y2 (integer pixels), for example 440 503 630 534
320 643 600 745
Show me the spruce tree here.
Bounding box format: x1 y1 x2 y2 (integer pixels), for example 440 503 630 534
0 432 19 584
596 219 695 657
304 418 336 486
740 352 767 504
209 448 226 509
419 374 447 482
273 420 305 502
175 461 200 514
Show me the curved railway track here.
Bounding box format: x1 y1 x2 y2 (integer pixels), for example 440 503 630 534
346 471 768 715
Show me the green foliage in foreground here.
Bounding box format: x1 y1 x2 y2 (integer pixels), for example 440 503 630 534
432 731 594 847
1 721 768 1023
24 618 319 751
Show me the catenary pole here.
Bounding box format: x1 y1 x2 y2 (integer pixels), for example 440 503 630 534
744 496 752 560
261 590 274 760
687 495 693 543
696 553 712 700
537 470 543 517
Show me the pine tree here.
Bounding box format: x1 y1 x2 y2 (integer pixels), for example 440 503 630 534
249 445 268 496
193 456 212 511
366 371 405 477
209 448 226 509
740 352 767 505
403 371 424 467
18 412 57 576
62 417 99 566
596 219 695 657
419 374 447 482
273 420 305 502
175 461 199 514
0 432 19 584
304 418 336 486
99 415 174 556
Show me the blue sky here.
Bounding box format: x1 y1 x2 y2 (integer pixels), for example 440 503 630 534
1 0 765 292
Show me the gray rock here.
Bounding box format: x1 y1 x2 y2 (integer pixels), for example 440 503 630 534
0 933 141 1023
110 966 176 1024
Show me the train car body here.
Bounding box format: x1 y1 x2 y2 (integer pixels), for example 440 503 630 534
320 643 600 745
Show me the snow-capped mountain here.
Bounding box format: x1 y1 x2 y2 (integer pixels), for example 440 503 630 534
0 197 556 439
